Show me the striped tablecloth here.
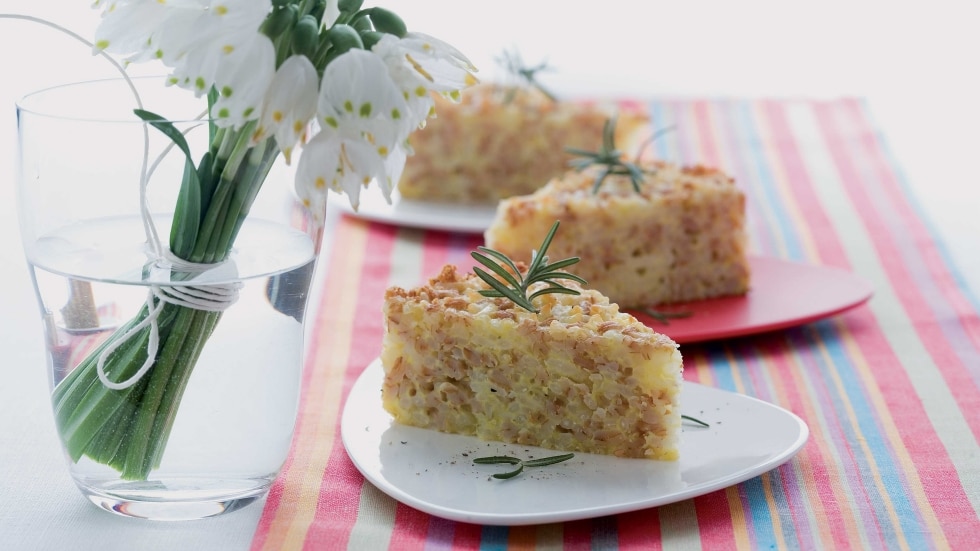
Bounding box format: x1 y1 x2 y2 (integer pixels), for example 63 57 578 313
251 98 979 550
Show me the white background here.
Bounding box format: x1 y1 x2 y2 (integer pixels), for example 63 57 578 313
1 1 978 548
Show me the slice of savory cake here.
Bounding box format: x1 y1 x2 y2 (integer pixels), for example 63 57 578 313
397 83 649 204
381 264 683 460
484 162 750 308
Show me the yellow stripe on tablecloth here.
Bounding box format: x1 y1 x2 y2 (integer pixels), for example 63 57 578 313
725 485 750 550
260 218 369 551
782 340 867 547
722 348 748 395
789 102 962 545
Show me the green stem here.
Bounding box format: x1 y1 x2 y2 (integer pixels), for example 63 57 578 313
119 304 196 479
51 121 282 480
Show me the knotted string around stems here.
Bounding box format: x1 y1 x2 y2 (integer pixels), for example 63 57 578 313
96 257 243 391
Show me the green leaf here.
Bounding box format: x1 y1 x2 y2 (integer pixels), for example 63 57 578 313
528 270 588 287
469 220 583 313
472 453 574 480
132 109 203 260
522 453 575 467
489 464 524 479
134 109 194 165
169 157 202 259
641 307 693 325
526 221 560 276
471 251 522 289
564 147 597 157
474 247 524 285
528 285 581 302
682 414 710 428
473 267 537 312
472 456 522 465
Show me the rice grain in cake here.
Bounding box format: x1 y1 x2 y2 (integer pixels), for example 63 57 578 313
484 162 750 308
381 264 683 460
397 83 649 204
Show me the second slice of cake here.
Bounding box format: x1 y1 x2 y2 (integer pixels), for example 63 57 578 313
484 162 751 308
381 264 683 460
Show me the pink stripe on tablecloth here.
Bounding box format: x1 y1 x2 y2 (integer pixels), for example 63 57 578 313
836 99 980 421
301 222 398 549
759 99 851 267
813 100 975 547
615 509 662 549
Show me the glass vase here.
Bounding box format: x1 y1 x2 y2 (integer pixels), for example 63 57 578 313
14 78 321 520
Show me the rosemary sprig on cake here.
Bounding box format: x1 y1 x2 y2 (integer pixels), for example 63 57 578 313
565 117 676 194
471 220 587 313
566 116 647 193
497 48 557 103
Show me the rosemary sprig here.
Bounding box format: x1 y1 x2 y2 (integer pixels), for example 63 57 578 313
566 115 647 193
682 414 710 428
641 307 694 325
496 48 557 103
471 221 587 313
473 453 576 480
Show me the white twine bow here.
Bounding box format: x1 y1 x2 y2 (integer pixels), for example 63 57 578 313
95 272 243 391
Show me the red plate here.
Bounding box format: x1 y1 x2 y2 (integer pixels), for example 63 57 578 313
629 256 873 344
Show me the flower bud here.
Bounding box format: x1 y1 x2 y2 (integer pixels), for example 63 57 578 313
309 0 327 23
359 30 384 50
367 7 406 37
351 14 372 32
327 24 364 54
339 0 364 13
261 5 298 39
291 14 321 58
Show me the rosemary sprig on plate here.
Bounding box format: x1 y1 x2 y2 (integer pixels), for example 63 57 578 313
682 414 710 428
641 307 693 325
473 453 576 480
471 221 587 313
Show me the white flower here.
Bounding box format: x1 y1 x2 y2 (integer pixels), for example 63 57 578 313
317 48 413 160
372 32 478 127
295 130 400 215
208 33 276 128
167 0 274 97
95 0 274 108
378 144 407 199
251 55 319 163
92 0 176 61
